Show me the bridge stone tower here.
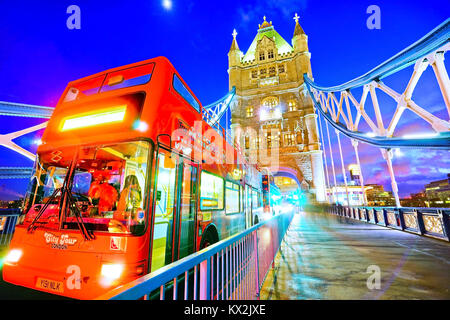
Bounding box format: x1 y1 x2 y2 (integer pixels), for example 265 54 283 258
228 15 326 202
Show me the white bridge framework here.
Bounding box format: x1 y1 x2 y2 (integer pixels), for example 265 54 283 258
304 19 450 207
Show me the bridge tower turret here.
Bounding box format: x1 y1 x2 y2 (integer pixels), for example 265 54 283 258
291 13 312 79
228 29 243 91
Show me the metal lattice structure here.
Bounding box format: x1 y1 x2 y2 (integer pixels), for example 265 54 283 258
304 19 450 148
0 101 54 118
0 101 52 178
0 167 33 179
304 19 450 207
202 86 236 127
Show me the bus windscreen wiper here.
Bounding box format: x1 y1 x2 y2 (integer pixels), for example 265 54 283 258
27 187 62 233
66 190 95 241
58 150 95 241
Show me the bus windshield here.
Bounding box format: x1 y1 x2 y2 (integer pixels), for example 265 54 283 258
21 141 151 235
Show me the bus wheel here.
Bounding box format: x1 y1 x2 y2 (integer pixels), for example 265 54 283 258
200 230 217 249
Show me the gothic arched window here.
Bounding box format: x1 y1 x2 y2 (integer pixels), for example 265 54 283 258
288 100 297 112
246 106 254 118
262 96 279 108
269 66 276 77
260 69 267 78
259 51 265 61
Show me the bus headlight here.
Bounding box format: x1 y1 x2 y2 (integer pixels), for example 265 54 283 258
5 249 22 264
101 264 124 280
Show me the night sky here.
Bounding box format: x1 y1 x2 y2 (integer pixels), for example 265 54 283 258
0 0 449 200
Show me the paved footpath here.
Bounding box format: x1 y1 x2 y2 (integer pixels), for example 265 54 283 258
260 211 450 300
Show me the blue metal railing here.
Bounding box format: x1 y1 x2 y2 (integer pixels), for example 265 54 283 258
328 204 450 242
96 211 294 300
0 208 21 247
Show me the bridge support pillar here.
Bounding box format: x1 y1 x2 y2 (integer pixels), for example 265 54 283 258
326 122 337 203
317 111 331 203
429 51 450 119
381 149 401 208
336 130 350 206
351 139 367 205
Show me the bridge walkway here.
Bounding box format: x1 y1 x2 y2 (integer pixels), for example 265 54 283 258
260 210 450 300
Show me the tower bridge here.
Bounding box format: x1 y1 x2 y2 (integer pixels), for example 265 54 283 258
0 16 449 300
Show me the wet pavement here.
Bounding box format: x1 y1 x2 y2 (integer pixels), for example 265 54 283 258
260 211 450 300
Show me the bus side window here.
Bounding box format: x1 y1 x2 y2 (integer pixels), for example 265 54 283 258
252 189 258 209
240 185 244 213
151 152 177 272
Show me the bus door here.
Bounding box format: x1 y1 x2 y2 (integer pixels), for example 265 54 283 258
245 184 252 228
150 150 178 272
174 157 198 260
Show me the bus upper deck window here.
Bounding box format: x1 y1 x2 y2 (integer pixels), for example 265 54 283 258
63 75 105 102
172 74 200 112
100 63 154 93
62 63 154 103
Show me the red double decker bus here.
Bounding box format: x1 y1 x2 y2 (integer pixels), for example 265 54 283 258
3 57 276 299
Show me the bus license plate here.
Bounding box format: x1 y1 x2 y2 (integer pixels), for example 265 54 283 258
36 277 64 293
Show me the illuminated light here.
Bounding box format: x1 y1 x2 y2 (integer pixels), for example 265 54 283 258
101 263 124 280
134 120 149 132
348 164 360 175
60 105 127 131
260 106 282 121
33 139 42 145
366 132 376 137
162 0 172 10
394 148 403 157
262 229 271 243
402 132 438 139
5 249 22 264
259 77 279 86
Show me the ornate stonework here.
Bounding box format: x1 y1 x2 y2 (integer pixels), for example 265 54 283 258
228 15 326 201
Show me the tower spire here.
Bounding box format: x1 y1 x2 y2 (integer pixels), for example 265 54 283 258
293 12 305 36
229 28 240 51
228 28 242 68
